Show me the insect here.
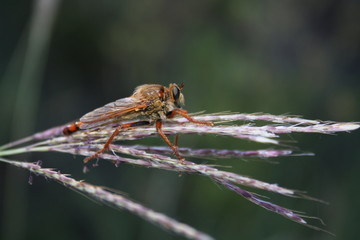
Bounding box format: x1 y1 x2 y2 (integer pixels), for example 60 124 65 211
63 83 213 163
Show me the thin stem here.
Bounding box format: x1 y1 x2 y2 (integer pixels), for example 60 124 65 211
0 158 214 240
0 112 358 237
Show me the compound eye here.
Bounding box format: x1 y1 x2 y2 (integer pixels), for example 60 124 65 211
172 86 180 101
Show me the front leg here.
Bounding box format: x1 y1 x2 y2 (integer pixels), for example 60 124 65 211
166 109 213 126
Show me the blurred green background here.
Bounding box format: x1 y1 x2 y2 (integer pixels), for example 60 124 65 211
0 0 359 239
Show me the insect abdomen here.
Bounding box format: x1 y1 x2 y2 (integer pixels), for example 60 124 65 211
63 122 81 135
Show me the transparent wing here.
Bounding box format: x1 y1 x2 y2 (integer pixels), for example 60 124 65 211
79 97 147 129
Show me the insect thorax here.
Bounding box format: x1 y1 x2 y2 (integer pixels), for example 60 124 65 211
134 84 179 121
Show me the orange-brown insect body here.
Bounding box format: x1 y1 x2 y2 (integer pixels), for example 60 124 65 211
63 83 212 163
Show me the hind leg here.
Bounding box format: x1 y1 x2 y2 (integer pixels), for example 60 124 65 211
83 121 150 163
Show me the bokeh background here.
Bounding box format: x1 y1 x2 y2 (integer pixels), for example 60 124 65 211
0 0 359 239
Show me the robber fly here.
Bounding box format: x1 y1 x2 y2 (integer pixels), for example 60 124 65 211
63 83 213 163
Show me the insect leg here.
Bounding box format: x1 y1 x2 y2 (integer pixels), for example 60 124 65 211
155 120 184 161
83 120 150 163
174 134 179 147
167 109 213 126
